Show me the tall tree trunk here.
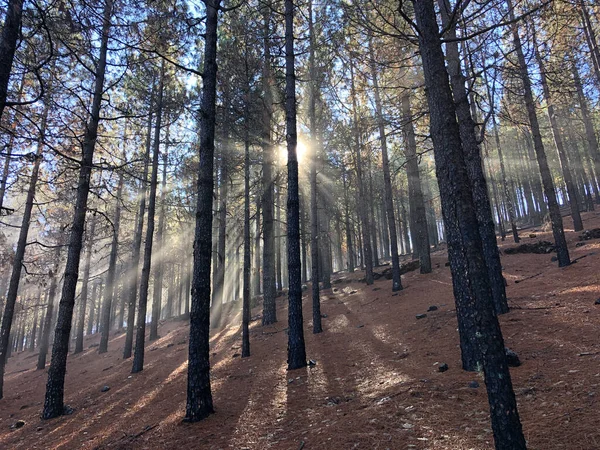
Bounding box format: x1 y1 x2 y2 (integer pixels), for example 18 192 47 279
74 215 96 354
368 37 403 289
308 0 322 333
242 51 251 358
212 141 228 329
439 0 508 314
132 61 165 373
29 291 40 351
348 57 374 285
123 88 154 358
261 1 277 325
401 94 432 274
0 0 24 121
150 119 169 341
86 280 98 336
98 170 124 353
285 0 307 370
533 32 583 231
343 170 354 272
413 2 526 448
42 0 113 419
508 0 570 267
185 0 218 422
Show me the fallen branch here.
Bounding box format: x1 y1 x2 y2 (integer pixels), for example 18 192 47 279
515 272 542 284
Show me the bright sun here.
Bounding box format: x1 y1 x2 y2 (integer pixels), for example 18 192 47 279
279 138 309 164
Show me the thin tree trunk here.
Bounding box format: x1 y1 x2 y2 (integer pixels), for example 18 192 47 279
99 170 124 353
132 61 165 373
123 88 154 358
401 94 432 274
533 33 583 231
509 0 570 267
75 216 96 354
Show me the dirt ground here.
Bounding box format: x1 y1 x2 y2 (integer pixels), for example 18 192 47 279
1 211 599 450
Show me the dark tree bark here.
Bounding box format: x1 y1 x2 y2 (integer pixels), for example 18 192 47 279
0 88 47 397
308 0 322 333
261 1 277 325
29 292 40 351
438 1 508 314
0 0 24 121
99 170 124 353
74 216 96 354
508 0 570 267
412 2 526 448
285 0 307 370
132 62 165 373
342 169 354 272
242 49 252 358
184 0 219 422
42 0 113 419
401 93 432 274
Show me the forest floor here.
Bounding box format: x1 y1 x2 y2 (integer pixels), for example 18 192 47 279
1 212 600 450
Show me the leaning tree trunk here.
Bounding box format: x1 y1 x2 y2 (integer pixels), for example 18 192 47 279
42 0 113 420
132 61 165 373
533 31 583 232
285 0 307 371
438 0 508 314
74 215 96 354
412 2 526 448
123 86 154 359
185 0 218 422
401 93 432 274
99 169 124 353
368 35 403 290
0 0 24 121
0 89 47 397
508 0 570 267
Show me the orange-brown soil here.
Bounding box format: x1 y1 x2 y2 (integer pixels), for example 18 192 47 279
1 212 600 449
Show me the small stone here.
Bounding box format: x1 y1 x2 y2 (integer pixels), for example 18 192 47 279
594 298 600 305
469 381 480 388
301 284 308 291
444 261 450 267
550 256 558 262
427 305 438 312
63 405 75 415
36 427 43 432
505 348 521 367
438 363 449 373
12 420 25 429
308 359 317 367
321 313 328 318
357 324 364 328
415 314 427 320
576 242 585 248
100 385 110 392
529 233 536 238
232 353 240 358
